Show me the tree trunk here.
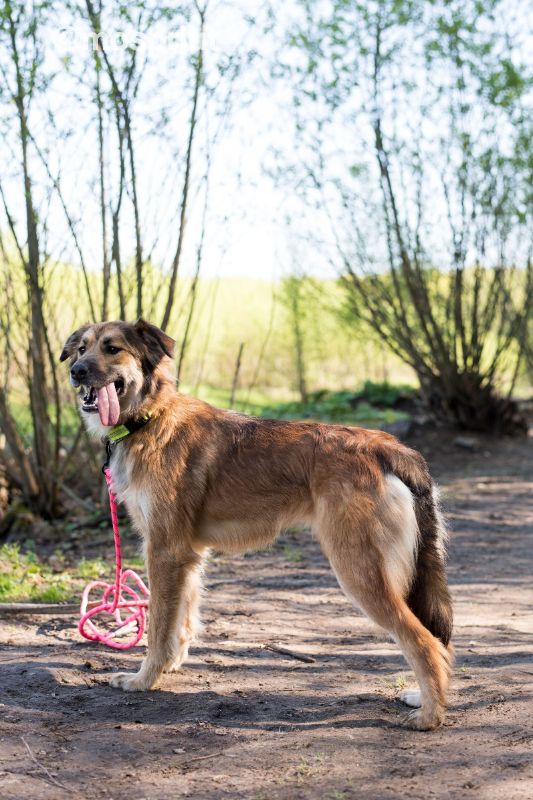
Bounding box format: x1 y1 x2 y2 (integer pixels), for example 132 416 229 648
421 373 528 436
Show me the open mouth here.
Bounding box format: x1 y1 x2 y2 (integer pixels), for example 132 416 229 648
80 379 125 426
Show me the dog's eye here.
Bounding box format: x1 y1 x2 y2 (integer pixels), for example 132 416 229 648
107 346 121 355
79 345 86 354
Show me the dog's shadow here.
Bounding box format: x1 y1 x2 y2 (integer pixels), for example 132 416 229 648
0 649 394 733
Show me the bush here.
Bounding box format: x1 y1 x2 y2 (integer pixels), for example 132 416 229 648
256 387 410 426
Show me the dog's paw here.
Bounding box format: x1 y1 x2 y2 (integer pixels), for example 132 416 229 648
399 688 422 708
109 672 149 692
400 707 443 731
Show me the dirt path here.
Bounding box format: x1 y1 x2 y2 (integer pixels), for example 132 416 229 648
1 432 532 799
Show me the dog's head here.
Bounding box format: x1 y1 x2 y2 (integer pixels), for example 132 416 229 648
60 319 175 431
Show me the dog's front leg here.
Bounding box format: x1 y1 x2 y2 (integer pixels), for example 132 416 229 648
110 548 201 692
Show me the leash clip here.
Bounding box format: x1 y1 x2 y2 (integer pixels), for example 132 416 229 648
101 410 152 473
102 439 114 474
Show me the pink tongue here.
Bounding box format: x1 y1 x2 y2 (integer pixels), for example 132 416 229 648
97 383 120 427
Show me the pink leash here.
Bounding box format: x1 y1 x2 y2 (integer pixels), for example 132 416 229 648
79 467 150 649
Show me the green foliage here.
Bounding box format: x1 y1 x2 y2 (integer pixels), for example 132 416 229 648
0 546 122 603
486 58 528 108
255 388 409 426
355 380 416 407
34 584 69 603
77 558 107 580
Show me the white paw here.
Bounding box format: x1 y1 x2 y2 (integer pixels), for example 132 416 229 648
399 688 422 708
401 706 443 731
109 672 149 691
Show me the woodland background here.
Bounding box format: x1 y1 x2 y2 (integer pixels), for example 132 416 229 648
0 0 531 528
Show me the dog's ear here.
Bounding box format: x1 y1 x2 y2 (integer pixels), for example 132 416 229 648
134 319 175 360
60 325 91 362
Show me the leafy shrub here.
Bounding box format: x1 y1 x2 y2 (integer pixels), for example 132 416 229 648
256 386 411 426
354 380 416 408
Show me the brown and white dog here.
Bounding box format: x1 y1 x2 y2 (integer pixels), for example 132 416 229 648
61 319 453 730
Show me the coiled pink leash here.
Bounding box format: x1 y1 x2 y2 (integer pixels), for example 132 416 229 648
79 467 150 649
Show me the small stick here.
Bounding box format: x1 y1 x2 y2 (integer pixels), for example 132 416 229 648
184 752 221 765
262 643 316 663
60 482 97 513
0 602 98 615
68 513 109 531
21 736 68 791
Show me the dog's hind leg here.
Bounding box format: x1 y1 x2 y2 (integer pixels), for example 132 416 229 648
315 489 450 730
110 548 203 692
328 547 450 729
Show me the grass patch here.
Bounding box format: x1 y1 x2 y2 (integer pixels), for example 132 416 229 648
383 674 409 690
282 544 303 563
184 381 415 427
77 558 108 580
248 387 411 426
0 544 70 603
0 545 139 604
295 753 326 784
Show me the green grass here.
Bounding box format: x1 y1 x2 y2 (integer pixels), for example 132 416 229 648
282 544 304 563
0 543 70 603
77 558 108 580
182 383 296 412
248 387 410 426
0 545 135 604
382 674 409 690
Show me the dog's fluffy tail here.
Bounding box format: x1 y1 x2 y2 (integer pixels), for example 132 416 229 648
407 485 453 646
374 439 453 645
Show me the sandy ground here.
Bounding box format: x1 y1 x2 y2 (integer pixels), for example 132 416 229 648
0 429 532 800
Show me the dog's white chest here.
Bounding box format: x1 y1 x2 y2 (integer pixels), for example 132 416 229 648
109 448 152 534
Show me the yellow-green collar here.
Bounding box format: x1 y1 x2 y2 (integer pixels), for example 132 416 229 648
106 412 153 444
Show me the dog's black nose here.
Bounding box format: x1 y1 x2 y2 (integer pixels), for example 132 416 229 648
71 362 88 382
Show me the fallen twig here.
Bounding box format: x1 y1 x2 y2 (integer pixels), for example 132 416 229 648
21 735 68 791
60 482 97 513
0 602 97 615
182 749 237 767
68 513 109 531
262 643 316 663
184 752 221 765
